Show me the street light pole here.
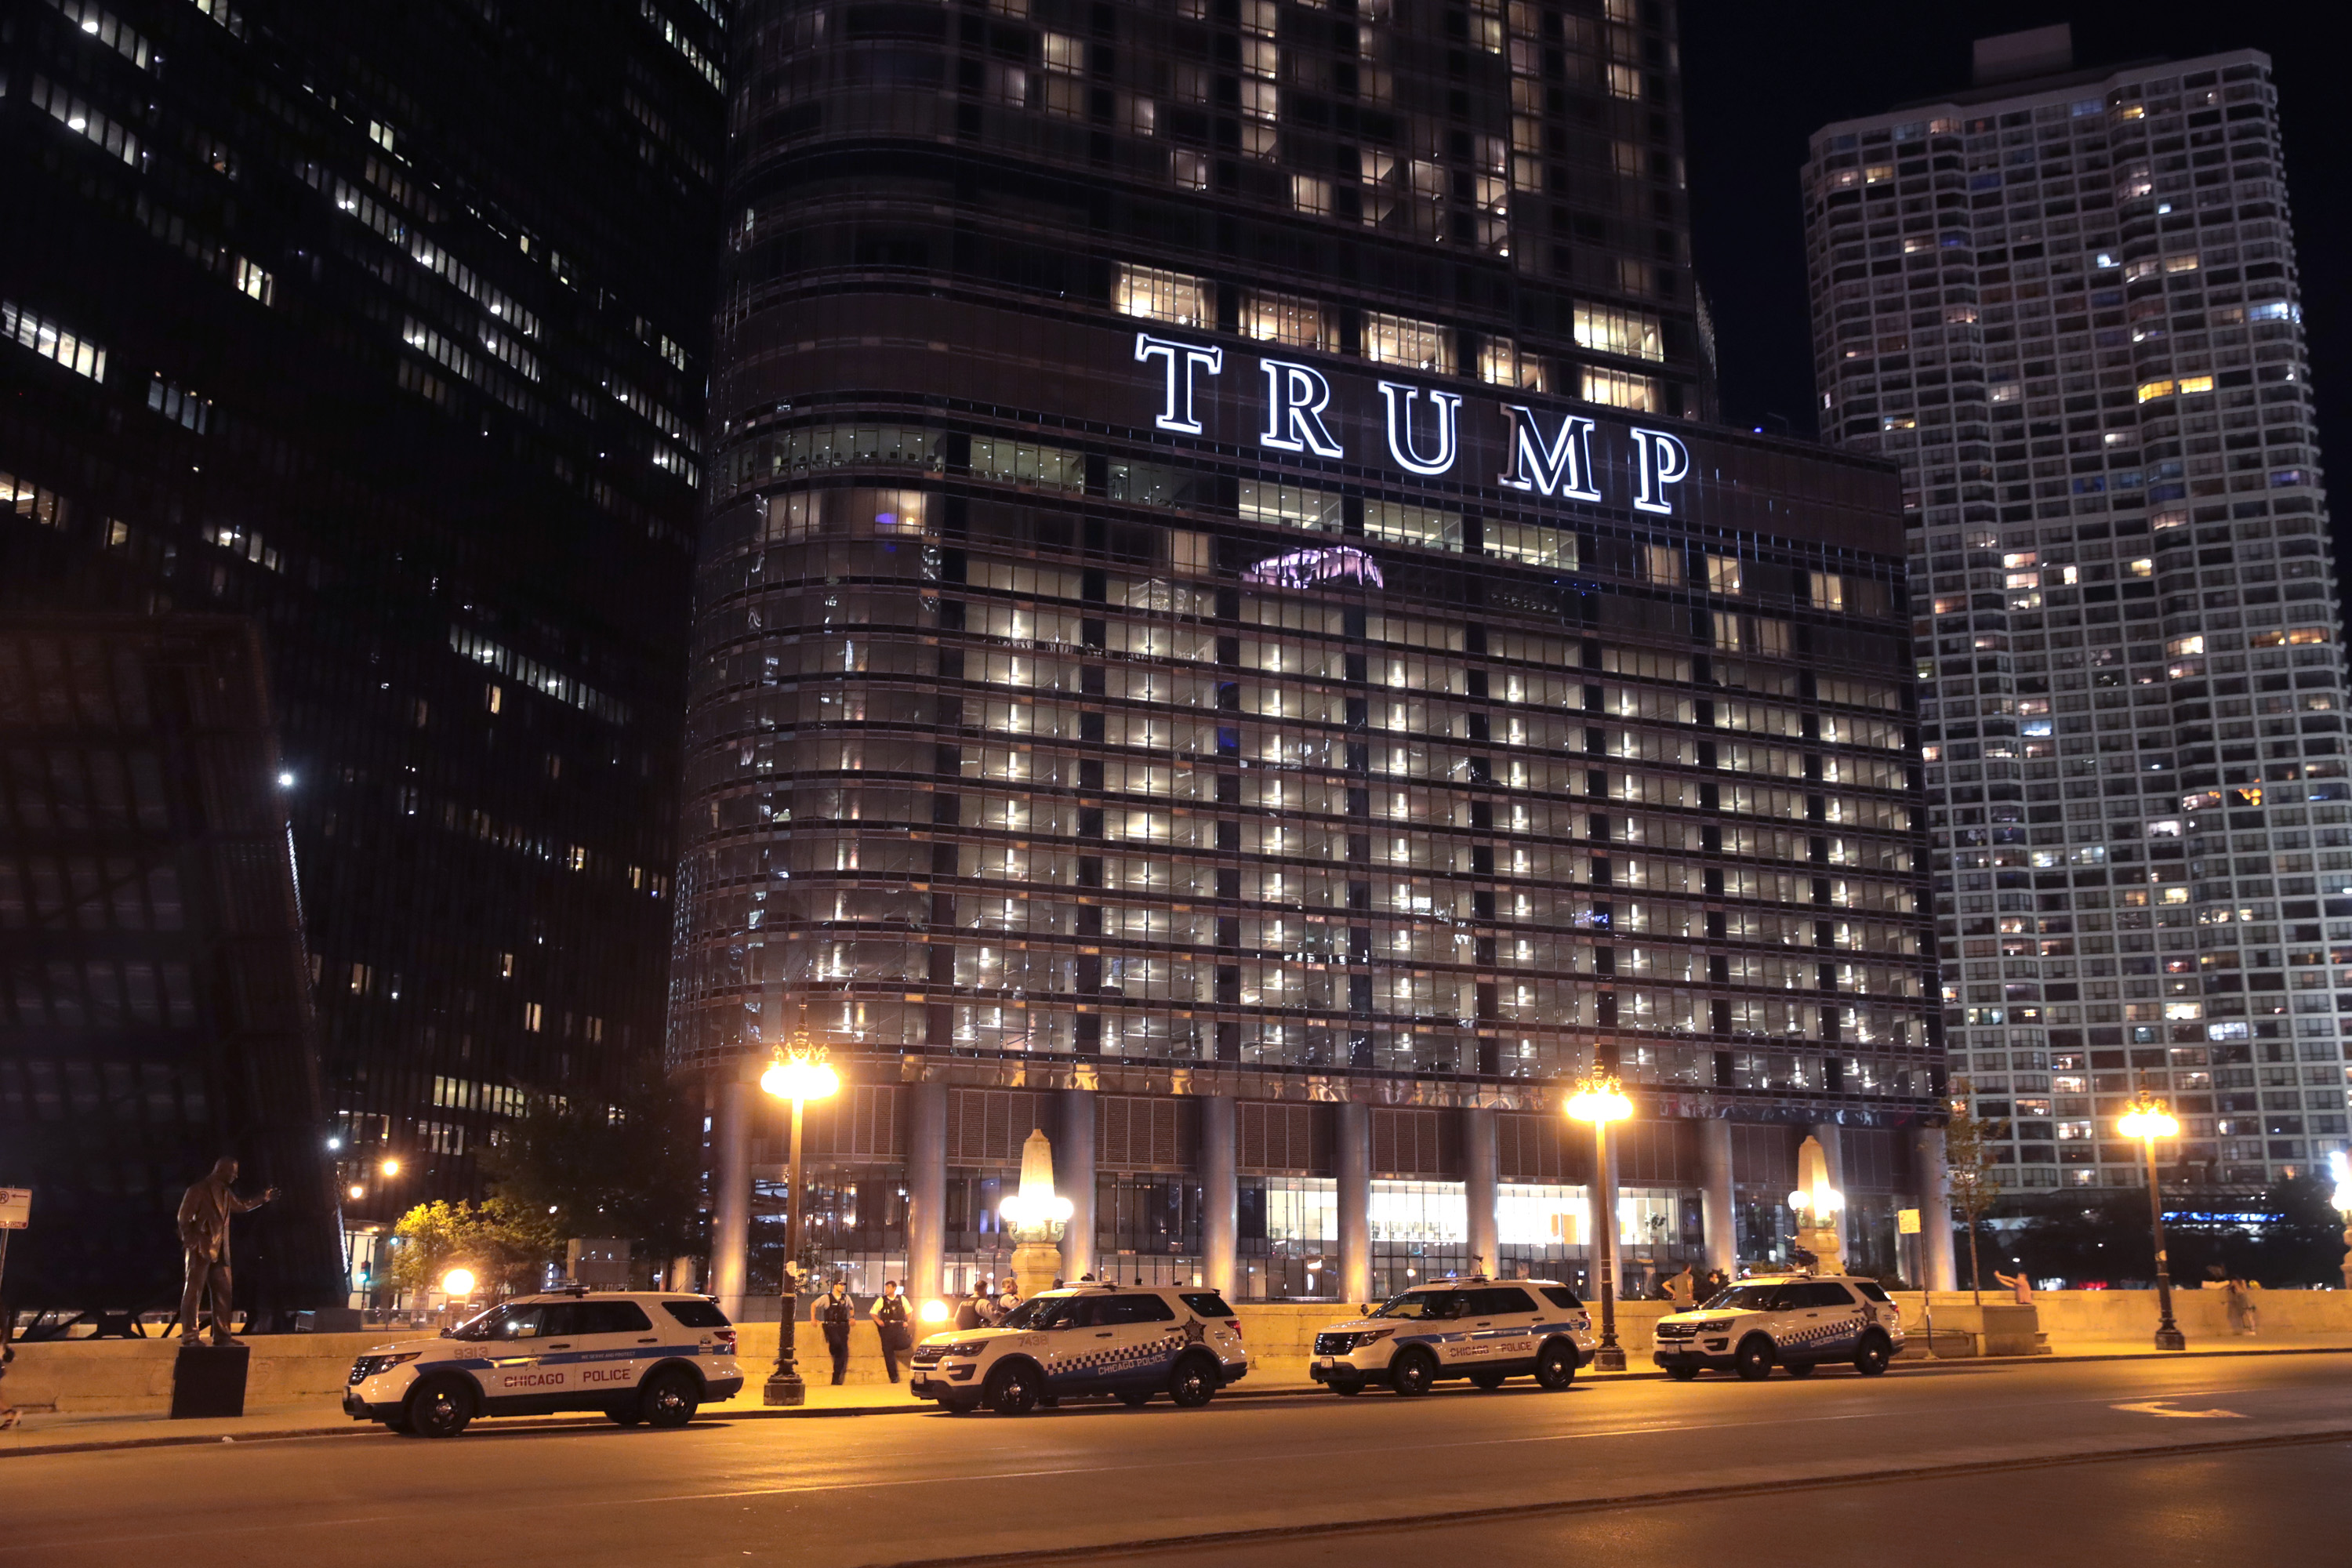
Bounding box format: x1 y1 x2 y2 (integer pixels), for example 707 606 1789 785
760 1036 841 1406
1592 1110 1622 1370
2119 1090 2186 1353
1564 1069 1632 1374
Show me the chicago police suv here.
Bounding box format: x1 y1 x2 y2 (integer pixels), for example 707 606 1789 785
1651 1273 1904 1381
907 1284 1247 1414
1309 1278 1596 1396
343 1289 746 1437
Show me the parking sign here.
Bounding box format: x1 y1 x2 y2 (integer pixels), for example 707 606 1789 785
0 1188 27 1229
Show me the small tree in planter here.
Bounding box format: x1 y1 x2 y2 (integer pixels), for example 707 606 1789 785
1944 1078 2009 1308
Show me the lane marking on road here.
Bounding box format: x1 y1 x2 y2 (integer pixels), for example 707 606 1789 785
2111 1400 2246 1418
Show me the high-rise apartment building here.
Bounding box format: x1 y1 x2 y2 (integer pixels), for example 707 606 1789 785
1802 26 2350 1197
1 0 726 1282
677 0 1947 1312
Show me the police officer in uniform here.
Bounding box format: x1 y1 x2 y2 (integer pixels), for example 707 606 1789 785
817 1278 855 1385
873 1279 913 1382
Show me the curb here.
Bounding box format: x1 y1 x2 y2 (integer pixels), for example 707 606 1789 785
5 1341 2348 1459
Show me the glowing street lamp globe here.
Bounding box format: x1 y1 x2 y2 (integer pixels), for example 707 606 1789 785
1563 1074 1633 1124
441 1266 477 1297
761 1051 840 1104
2118 1095 2180 1142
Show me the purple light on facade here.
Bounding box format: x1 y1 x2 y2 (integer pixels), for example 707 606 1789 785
1241 545 1384 591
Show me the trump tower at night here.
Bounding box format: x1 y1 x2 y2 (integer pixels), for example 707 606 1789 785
673 0 1951 1314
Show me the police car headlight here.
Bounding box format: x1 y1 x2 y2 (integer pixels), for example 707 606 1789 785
359 1352 422 1377
945 1341 987 1357
1352 1328 1395 1348
1693 1320 1732 1334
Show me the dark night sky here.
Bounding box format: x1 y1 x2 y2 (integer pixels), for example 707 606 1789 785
1678 0 2352 513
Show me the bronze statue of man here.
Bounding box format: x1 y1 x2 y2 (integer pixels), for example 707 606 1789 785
176 1157 275 1345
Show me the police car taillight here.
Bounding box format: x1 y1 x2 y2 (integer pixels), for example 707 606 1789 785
714 1329 738 1348
1227 1319 1242 1340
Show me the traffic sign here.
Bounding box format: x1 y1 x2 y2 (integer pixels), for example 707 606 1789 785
1897 1207 1921 1235
0 1187 27 1229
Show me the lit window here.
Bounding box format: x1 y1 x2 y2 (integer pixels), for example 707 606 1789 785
2 299 107 383
1582 367 1658 411
1706 555 1743 596
1363 311 1452 374
1478 335 1545 391
1290 175 1332 216
1240 290 1330 350
1572 303 1664 362
2136 379 2176 403
1239 481 1342 531
2177 374 2213 395
1115 263 1210 328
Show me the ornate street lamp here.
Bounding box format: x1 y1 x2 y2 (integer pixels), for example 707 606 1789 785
760 1031 841 1406
1786 1134 1846 1276
998 1128 1074 1300
2118 1091 2187 1352
1564 1069 1634 1371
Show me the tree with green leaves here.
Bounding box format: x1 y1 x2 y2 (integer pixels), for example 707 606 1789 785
388 1197 564 1300
1942 1076 2009 1306
477 1060 706 1271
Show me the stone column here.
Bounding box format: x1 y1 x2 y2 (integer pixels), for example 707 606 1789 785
1462 1106 1499 1278
1336 1101 1371 1305
1697 1116 1737 1276
710 1072 751 1321
1057 1087 1097 1283
1200 1096 1239 1295
1911 1123 1958 1290
906 1080 948 1311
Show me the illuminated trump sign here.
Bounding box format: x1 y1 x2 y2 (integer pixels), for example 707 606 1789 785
1134 332 1690 515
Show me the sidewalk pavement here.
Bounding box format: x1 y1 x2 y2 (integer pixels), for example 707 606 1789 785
8 1336 2350 1459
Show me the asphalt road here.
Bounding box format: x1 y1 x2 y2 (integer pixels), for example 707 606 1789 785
5 1356 2350 1568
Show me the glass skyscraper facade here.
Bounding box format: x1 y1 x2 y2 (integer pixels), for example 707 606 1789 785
1803 29 2350 1196
2 0 726 1287
678 0 1945 1310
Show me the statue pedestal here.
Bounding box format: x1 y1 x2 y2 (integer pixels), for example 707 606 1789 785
1010 1239 1062 1301
171 1343 249 1419
1796 1226 1845 1276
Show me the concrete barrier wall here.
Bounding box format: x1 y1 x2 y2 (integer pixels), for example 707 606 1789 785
9 1290 2347 1414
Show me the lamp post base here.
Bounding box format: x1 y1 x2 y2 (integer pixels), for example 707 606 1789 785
763 1370 807 1407
2154 1326 2187 1352
1592 1345 1627 1373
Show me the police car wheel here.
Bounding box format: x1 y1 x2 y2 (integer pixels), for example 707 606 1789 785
641 1369 700 1428
1665 1365 1700 1381
1168 1353 1219 1409
405 1376 475 1439
1534 1340 1576 1391
1854 1334 1893 1377
605 1403 644 1427
1468 1369 1507 1391
1733 1337 1775 1381
1389 1348 1439 1399
1117 1389 1153 1407
1783 1360 1817 1378
985 1361 1040 1415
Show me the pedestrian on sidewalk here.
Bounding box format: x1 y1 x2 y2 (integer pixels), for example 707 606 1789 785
815 1278 855 1385
1993 1267 2034 1306
1665 1265 1697 1312
873 1280 913 1383
0 1312 17 1431
2224 1275 2260 1335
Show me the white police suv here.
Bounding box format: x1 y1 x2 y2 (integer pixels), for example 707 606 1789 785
906 1285 1247 1414
1651 1273 1904 1381
343 1289 746 1437
1309 1279 1596 1396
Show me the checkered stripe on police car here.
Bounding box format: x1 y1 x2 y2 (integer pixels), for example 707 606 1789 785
1050 1334 1185 1377
1769 1315 1862 1354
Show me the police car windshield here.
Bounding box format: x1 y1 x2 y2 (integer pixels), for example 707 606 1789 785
448 1302 540 1341
1369 1290 1459 1320
996 1296 1084 1331
1702 1284 1788 1312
